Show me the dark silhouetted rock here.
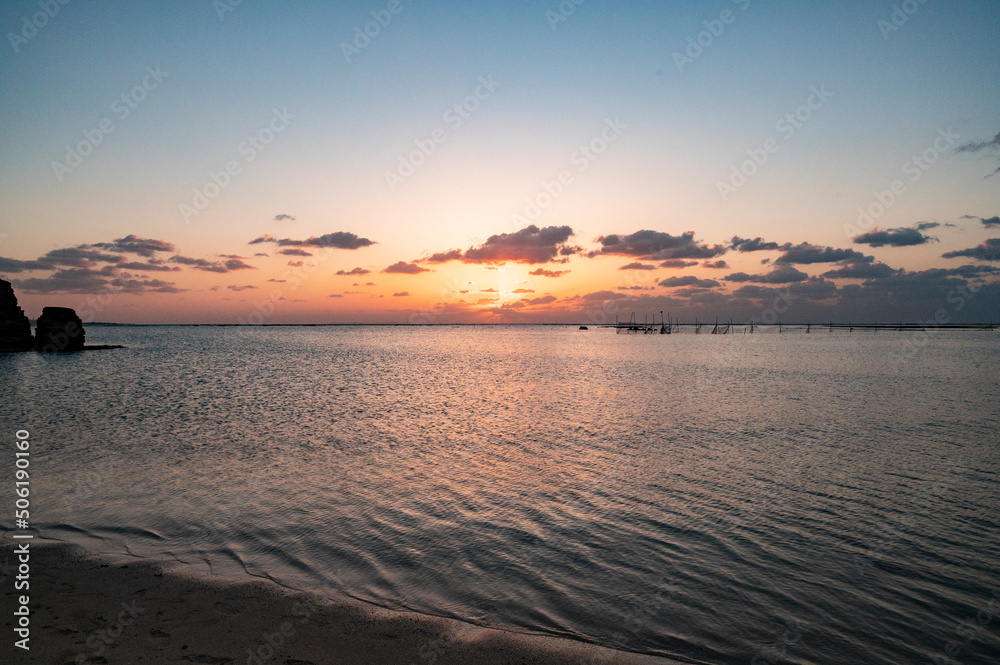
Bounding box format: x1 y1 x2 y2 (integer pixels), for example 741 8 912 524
35 307 86 352
0 279 34 351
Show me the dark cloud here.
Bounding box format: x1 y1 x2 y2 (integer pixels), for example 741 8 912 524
457 225 579 264
278 248 313 257
618 262 656 271
529 268 569 278
853 227 933 247
383 261 430 275
659 259 699 268
956 131 1000 153
169 255 255 272
962 215 1000 228
591 230 726 260
0 257 52 273
724 265 809 284
254 252 270 257
524 295 557 305
658 276 720 289
117 261 181 272
227 285 257 291
250 232 375 250
287 261 304 267
822 262 898 279
702 260 729 269
730 236 782 252
578 290 629 301
423 249 464 264
328 293 344 298
273 214 296 222
776 243 872 265
732 278 836 302
957 131 1000 178
169 255 212 267
92 235 175 258
942 238 1000 262
40 246 124 267
336 267 371 276
11 269 183 294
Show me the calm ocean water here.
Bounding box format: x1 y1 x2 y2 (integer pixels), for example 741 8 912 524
2 325 999 664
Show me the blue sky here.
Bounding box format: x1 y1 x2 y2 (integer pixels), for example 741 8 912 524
1 0 998 323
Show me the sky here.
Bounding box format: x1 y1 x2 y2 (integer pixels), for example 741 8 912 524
1 0 998 324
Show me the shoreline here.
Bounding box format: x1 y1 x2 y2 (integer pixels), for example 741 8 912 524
3 540 687 665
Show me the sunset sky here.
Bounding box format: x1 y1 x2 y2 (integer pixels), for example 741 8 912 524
1 0 998 323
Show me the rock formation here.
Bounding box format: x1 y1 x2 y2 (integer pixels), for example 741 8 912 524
35 307 86 352
0 279 34 351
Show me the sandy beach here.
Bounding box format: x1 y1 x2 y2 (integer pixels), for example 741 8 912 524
3 541 684 665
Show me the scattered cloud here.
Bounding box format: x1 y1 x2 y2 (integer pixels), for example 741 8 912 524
730 236 781 252
822 262 898 279
528 268 569 278
336 267 371 276
169 255 212 267
227 285 257 291
852 227 934 248
393 292 410 297
942 238 1000 262
776 243 872 265
961 215 1000 228
249 232 375 249
423 249 464 264
658 276 720 289
659 259 699 268
278 248 313 257
383 261 430 275
172 257 256 273
430 225 582 264
118 261 181 272
724 265 809 284
273 214 296 222
92 235 175 257
618 262 656 270
702 260 729 269
0 257 54 273
511 288 535 294
591 230 726 260
956 131 1000 153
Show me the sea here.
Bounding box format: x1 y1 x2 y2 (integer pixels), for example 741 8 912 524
2 325 999 664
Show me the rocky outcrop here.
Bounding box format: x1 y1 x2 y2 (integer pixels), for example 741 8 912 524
0 279 34 351
35 307 86 352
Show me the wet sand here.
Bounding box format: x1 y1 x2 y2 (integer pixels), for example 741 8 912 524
3 541 685 665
